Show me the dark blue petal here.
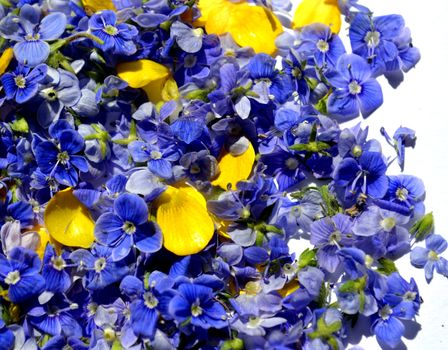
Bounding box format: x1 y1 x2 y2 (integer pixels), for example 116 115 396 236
114 193 148 225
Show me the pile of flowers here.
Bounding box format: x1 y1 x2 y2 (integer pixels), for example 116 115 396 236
0 0 446 349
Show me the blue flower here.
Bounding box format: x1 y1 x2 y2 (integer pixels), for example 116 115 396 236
387 175 425 213
1 64 47 103
310 213 354 273
411 234 448 283
298 23 346 68
0 5 67 66
42 244 72 293
372 304 406 349
28 293 82 337
0 247 45 303
384 272 420 319
69 244 129 290
94 193 162 261
34 121 88 187
128 140 180 179
169 283 228 330
247 53 293 104
326 54 383 121
36 68 82 127
349 13 405 75
89 10 138 56
120 273 174 340
381 126 416 171
333 151 388 201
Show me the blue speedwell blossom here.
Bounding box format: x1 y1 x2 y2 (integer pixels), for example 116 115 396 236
89 10 138 56
327 54 383 121
94 193 162 261
0 5 66 66
1 64 47 103
0 1 442 350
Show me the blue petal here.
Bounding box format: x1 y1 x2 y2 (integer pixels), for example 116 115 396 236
9 274 45 303
425 234 447 254
374 317 404 348
14 40 50 66
248 54 276 79
134 223 162 254
114 193 148 225
171 21 203 53
327 92 360 122
1 73 17 99
410 247 428 267
119 275 144 297
358 79 383 118
39 12 67 40
59 130 84 154
130 300 158 339
171 118 204 144
149 158 172 179
70 155 89 173
94 213 125 246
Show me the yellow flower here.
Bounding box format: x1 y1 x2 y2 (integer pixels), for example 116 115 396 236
44 188 95 248
293 0 342 34
82 0 116 14
116 59 179 104
155 184 214 256
196 0 283 56
0 48 14 76
212 142 256 190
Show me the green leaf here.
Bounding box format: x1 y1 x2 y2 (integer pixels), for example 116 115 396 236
289 141 330 153
309 313 342 339
298 248 317 269
338 280 357 294
377 258 398 275
319 185 342 216
410 212 434 242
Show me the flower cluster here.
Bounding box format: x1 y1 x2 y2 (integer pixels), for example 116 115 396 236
0 0 445 349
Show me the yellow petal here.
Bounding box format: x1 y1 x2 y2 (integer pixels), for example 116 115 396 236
82 0 116 13
155 185 214 256
142 76 179 104
0 48 14 76
278 280 300 298
293 0 342 33
116 60 170 88
44 188 95 248
212 142 256 190
197 1 283 56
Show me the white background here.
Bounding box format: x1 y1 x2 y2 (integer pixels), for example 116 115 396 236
289 0 448 348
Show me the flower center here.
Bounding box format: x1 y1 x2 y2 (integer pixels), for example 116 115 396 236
94 257 107 273
122 221 136 234
51 256 66 271
103 25 118 36
364 30 381 48
403 291 417 301
190 164 201 174
14 75 26 88
428 250 439 261
248 316 261 328
150 150 162 160
184 54 197 68
144 292 159 309
395 187 409 201
348 80 362 95
380 217 396 232
379 305 392 320
25 33 41 41
285 157 299 170
351 145 363 157
57 151 70 164
292 67 302 79
329 230 342 244
5 270 21 285
316 39 330 53
244 281 262 296
103 327 116 342
43 87 58 101
191 302 203 317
